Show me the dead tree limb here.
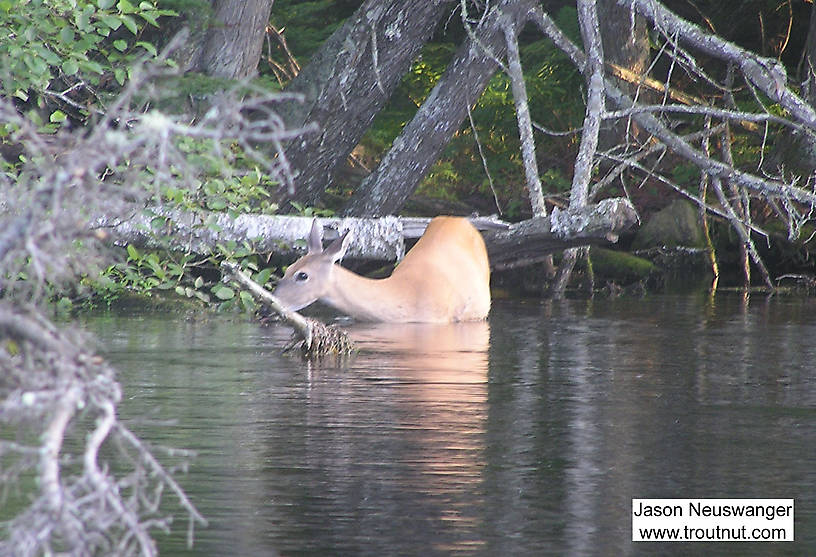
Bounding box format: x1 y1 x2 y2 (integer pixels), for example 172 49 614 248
551 0 606 297
98 201 635 270
531 6 816 208
502 15 546 216
220 261 354 357
485 198 639 270
0 304 207 556
621 0 816 130
531 5 816 289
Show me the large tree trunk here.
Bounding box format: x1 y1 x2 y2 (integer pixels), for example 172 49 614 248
275 0 453 208
188 0 274 78
341 0 539 217
596 0 650 151
772 1 816 176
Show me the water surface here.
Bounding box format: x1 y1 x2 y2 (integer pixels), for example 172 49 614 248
88 295 816 555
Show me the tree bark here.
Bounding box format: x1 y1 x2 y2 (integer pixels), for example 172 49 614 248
596 0 650 150
503 20 545 216
485 198 638 270
805 2 816 106
275 0 453 206
189 0 274 79
341 0 539 217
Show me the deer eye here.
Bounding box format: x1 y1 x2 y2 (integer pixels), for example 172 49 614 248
295 271 309 282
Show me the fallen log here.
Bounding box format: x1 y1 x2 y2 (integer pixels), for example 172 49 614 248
485 197 639 270
94 197 638 268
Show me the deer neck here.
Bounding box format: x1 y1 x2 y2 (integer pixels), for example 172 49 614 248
321 265 409 322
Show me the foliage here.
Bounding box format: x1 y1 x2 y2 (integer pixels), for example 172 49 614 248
0 0 177 125
89 239 273 313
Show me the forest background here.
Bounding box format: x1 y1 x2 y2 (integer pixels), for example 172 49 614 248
4 0 816 309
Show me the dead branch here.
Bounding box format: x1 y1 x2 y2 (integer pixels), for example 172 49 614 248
530 3 816 289
502 15 546 216
98 205 640 271
220 262 355 357
623 0 816 130
0 304 207 556
485 198 639 270
551 0 606 297
1 43 312 553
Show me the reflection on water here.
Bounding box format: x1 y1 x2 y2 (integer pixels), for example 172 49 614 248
85 295 816 556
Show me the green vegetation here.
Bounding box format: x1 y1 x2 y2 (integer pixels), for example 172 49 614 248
1 0 176 123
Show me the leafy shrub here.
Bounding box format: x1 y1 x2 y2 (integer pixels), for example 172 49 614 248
0 0 176 121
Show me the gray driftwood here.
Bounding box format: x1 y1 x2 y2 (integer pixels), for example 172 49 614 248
96 197 638 268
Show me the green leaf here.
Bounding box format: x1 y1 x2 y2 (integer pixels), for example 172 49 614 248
140 11 158 26
59 27 75 44
98 14 122 30
207 197 227 211
35 46 61 66
113 39 127 51
175 286 185 296
120 14 138 34
239 291 255 309
62 59 79 76
194 276 204 289
213 286 234 300
78 60 104 74
76 10 91 31
254 267 272 286
118 0 136 13
126 244 140 261
49 110 67 123
98 0 116 8
135 41 157 56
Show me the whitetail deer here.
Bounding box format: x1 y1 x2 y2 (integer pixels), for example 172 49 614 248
273 217 491 322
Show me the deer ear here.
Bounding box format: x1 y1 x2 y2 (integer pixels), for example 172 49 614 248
324 229 351 263
307 219 323 254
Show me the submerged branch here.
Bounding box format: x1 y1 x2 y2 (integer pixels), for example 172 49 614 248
220 261 354 358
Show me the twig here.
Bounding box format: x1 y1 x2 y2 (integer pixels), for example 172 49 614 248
467 104 502 215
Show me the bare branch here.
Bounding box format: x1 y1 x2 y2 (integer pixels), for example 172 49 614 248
621 0 816 129
502 15 545 216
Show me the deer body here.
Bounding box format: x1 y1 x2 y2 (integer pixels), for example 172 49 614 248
273 216 491 323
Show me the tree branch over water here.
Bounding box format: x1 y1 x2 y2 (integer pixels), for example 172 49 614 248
0 43 312 552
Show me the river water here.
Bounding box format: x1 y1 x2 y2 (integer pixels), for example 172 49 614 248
85 294 816 556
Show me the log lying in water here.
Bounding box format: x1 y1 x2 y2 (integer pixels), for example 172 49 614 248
485 198 639 270
95 197 638 269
